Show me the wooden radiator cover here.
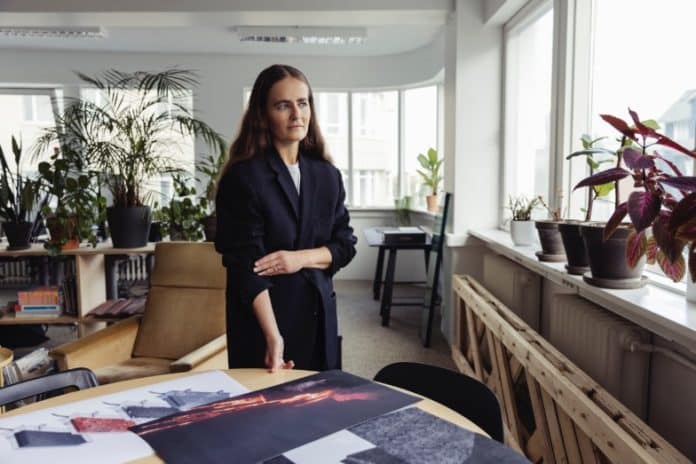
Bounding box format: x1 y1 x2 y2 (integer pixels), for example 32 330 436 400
451 274 688 464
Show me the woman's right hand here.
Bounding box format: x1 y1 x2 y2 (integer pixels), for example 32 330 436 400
265 335 295 372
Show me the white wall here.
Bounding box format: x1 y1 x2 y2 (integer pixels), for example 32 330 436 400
440 0 503 341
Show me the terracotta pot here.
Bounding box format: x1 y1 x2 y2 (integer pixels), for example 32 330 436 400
426 195 438 213
46 216 80 251
510 220 535 246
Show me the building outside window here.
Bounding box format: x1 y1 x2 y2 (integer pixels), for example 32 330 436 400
503 4 554 221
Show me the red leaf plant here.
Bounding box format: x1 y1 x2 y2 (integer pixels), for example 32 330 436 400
573 109 696 282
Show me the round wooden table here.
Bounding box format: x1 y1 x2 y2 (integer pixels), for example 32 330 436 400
2 369 487 463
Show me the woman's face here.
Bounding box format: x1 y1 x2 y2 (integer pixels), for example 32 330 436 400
265 77 311 147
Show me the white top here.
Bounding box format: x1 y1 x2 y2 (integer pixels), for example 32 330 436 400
286 162 301 194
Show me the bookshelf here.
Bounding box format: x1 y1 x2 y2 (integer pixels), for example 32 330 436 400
0 241 155 336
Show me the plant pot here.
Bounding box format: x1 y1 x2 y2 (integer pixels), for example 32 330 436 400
535 220 566 262
426 195 438 213
558 221 590 275
107 206 151 248
169 224 186 241
148 221 163 243
687 276 696 304
3 221 33 250
510 220 536 246
581 222 646 288
46 216 80 251
201 215 217 242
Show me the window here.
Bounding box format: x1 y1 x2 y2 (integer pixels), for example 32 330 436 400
240 85 438 208
351 91 399 207
403 86 438 209
503 5 554 220
589 0 696 221
0 90 60 176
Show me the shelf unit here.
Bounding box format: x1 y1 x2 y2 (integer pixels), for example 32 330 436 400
0 241 155 336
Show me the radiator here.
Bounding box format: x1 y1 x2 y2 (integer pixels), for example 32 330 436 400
482 253 541 330
549 294 650 419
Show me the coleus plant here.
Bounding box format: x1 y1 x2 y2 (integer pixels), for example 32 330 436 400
573 109 696 283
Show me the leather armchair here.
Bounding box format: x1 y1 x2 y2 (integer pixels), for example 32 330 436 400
51 242 228 384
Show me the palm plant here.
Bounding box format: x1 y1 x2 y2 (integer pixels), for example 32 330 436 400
35 68 225 208
0 136 43 226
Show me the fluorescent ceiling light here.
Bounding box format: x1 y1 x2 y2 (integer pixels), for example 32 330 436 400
0 27 106 39
234 26 366 45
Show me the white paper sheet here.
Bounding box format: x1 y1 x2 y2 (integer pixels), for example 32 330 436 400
0 370 248 464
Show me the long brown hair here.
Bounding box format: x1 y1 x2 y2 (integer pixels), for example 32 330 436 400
223 64 329 174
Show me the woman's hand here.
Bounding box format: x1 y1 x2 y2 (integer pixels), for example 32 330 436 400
254 250 305 276
264 334 295 372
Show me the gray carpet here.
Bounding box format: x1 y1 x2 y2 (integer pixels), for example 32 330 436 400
336 280 455 379
4 280 455 379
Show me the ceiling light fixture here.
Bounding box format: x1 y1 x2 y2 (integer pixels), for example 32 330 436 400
0 27 106 39
234 26 366 45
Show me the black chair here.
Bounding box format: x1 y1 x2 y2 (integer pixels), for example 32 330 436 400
0 368 99 409
374 362 504 443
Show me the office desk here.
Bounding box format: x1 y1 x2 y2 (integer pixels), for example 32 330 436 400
3 369 489 463
364 227 431 326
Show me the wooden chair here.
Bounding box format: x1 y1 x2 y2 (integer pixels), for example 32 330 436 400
50 242 227 384
375 361 503 442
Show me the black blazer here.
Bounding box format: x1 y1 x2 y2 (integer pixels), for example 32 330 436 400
215 149 357 369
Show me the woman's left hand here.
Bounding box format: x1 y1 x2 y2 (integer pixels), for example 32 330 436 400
254 250 305 276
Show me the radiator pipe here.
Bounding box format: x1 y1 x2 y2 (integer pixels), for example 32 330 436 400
628 342 696 374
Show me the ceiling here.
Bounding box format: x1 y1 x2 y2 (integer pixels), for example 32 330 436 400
0 0 451 56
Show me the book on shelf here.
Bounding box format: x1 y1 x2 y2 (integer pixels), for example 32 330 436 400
17 286 62 306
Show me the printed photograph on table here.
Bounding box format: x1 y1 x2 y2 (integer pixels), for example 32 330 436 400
0 371 247 464
132 370 420 464
265 408 529 464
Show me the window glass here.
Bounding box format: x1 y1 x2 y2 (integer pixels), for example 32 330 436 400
504 7 554 219
314 92 349 191
590 0 696 221
403 86 438 209
0 91 59 177
351 91 398 207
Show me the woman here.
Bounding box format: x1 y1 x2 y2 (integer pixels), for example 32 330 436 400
215 64 357 372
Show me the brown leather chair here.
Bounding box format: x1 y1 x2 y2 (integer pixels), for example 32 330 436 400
50 242 227 384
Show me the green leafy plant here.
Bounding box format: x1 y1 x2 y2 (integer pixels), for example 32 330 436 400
35 68 225 208
0 136 44 227
158 174 208 241
566 134 622 221
417 147 443 196
394 196 411 226
508 195 542 221
195 147 226 215
537 194 562 222
37 147 106 255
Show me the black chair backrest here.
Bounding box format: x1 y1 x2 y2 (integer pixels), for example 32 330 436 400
0 368 98 409
374 362 504 443
420 192 451 346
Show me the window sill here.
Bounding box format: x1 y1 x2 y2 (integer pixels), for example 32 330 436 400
468 228 696 351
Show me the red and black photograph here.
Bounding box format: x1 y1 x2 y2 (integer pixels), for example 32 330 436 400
131 370 418 464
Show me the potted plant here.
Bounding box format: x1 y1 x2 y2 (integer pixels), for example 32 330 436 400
416 147 443 213
0 136 46 250
35 68 225 248
196 148 226 242
560 134 617 274
534 195 566 262
394 196 412 226
573 109 696 290
36 147 105 255
507 195 542 246
158 174 207 241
